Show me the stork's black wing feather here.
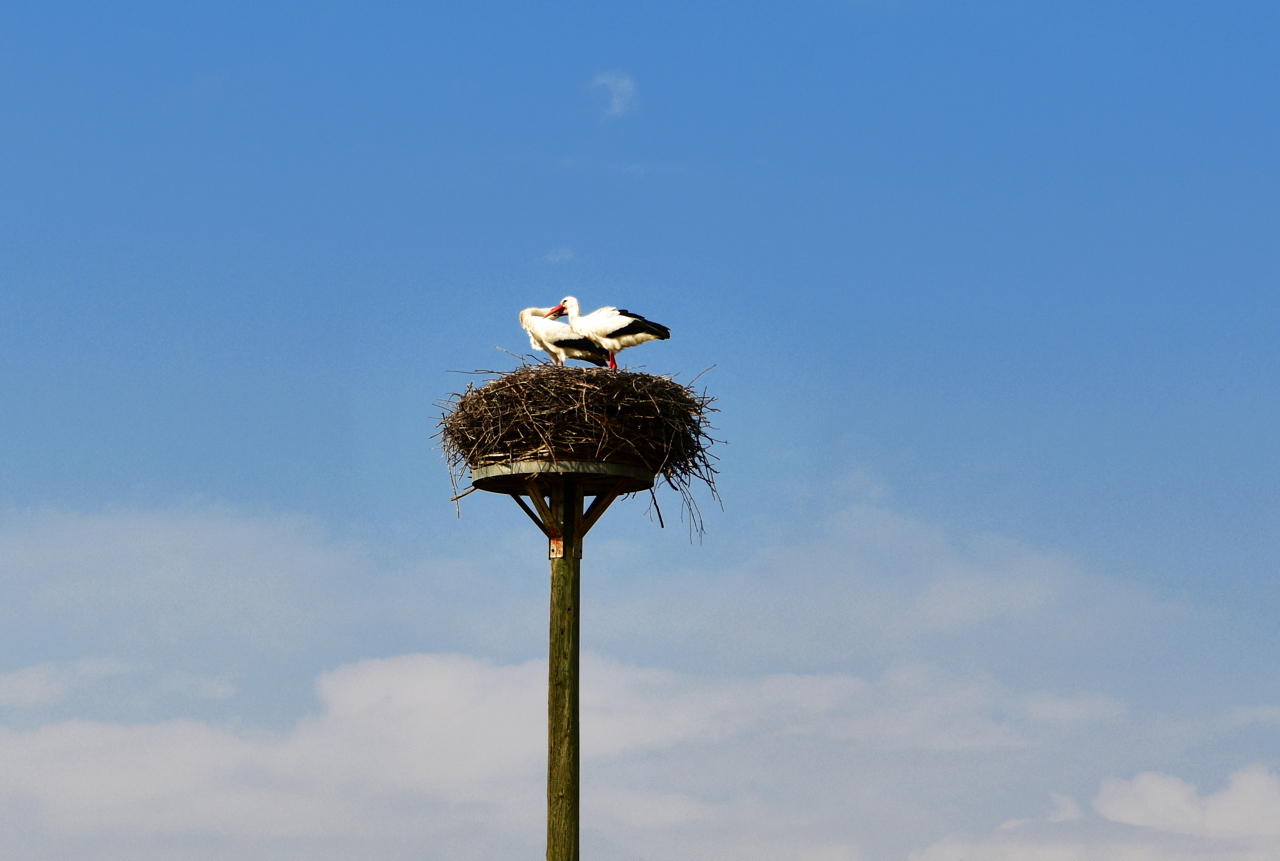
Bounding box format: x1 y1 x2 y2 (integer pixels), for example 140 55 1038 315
554 336 609 365
557 337 608 356
612 312 671 340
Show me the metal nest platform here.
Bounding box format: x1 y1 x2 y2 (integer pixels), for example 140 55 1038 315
472 460 655 496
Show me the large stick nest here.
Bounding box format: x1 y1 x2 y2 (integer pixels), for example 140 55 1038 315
438 363 720 532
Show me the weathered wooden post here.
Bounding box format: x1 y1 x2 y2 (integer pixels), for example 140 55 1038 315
468 463 650 860
440 366 717 861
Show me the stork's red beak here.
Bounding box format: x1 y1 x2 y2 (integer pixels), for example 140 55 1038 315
545 305 566 318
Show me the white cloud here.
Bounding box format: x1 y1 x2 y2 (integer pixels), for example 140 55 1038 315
0 651 1139 859
0 653 544 843
593 72 635 116
1049 791 1085 821
0 502 1274 860
543 246 574 263
911 767 1280 861
1096 765 1280 839
911 827 1272 861
585 786 715 828
910 564 1060 631
1018 692 1126 726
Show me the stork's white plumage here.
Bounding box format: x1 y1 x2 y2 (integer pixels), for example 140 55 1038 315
519 307 610 367
544 296 670 370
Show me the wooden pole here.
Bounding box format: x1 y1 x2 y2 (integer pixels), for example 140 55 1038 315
547 479 581 861
502 471 626 861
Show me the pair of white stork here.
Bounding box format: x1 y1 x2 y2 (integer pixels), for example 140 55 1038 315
519 296 670 370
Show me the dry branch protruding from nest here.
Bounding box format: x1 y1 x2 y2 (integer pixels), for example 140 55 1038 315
438 363 719 532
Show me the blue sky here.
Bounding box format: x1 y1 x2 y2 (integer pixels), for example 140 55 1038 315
2 2 1279 859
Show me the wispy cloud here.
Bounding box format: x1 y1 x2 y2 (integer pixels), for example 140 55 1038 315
913 766 1280 860
593 72 635 116
543 246 574 263
0 665 67 706
0 507 373 657
0 660 136 709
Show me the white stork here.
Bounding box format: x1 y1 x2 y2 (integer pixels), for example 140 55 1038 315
544 296 670 369
519 307 610 367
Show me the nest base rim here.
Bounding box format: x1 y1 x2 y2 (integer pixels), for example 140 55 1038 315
471 460 655 496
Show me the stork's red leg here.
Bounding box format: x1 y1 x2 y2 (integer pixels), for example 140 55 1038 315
608 354 617 370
